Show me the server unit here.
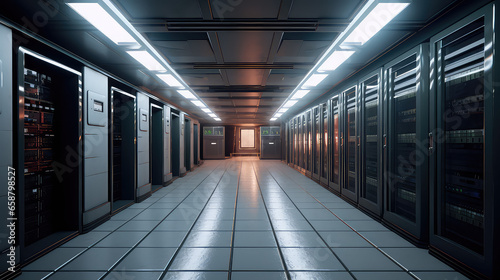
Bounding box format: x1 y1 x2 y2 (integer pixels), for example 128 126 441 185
17 48 81 261
328 96 341 192
429 5 499 278
320 103 329 185
358 70 383 217
151 102 164 192
203 126 225 159
305 110 313 177
383 44 429 245
341 86 358 203
293 117 299 167
312 106 321 180
298 115 304 171
260 126 281 159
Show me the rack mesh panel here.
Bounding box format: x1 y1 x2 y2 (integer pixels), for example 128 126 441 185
362 75 379 203
345 87 356 193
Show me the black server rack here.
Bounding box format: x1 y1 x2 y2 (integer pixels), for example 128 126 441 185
320 103 329 185
293 117 299 168
383 45 429 246
328 96 341 193
358 70 383 217
341 86 358 203
17 48 81 262
298 115 304 171
305 110 313 177
429 5 498 278
288 119 293 166
301 114 307 172
312 106 321 180
110 88 136 213
203 126 225 159
260 126 281 159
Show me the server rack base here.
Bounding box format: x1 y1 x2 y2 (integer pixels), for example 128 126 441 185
82 214 110 234
22 231 79 263
429 246 486 280
381 220 427 249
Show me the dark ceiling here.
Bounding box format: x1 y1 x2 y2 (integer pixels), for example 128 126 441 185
1 0 459 124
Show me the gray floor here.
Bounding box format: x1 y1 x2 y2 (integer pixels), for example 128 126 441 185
16 158 468 280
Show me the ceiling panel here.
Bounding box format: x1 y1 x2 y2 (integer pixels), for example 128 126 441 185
237 108 258 113
233 99 260 106
211 0 281 19
118 0 203 18
226 69 266 85
218 32 275 63
289 0 363 19
154 40 216 63
183 74 225 86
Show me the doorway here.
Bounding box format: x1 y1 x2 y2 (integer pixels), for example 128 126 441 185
234 127 260 156
193 124 199 165
171 113 180 176
184 118 191 171
151 104 163 192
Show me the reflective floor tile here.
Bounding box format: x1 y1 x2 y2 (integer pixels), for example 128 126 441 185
155 220 194 231
162 272 229 280
94 231 149 248
23 248 85 271
352 272 414 280
412 272 470 280
281 248 344 271
61 248 128 271
132 209 172 221
309 220 350 231
231 271 287 280
128 202 154 209
165 209 200 221
93 220 127 232
294 202 327 209
110 209 145 221
192 219 234 231
300 209 337 220
268 209 303 220
289 271 354 280
115 247 177 271
383 248 454 270
199 209 235 220
169 248 230 271
329 209 371 221
234 231 277 247
104 271 161 280
183 231 232 247
318 231 372 248
272 220 314 231
344 220 389 231
49 272 106 280
117 220 161 231
13 272 51 279
332 248 402 271
138 231 187 247
149 202 180 209
235 208 269 220
232 248 284 271
360 231 414 248
61 232 109 248
235 220 272 231
275 231 326 247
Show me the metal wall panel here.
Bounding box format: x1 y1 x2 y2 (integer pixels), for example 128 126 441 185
164 105 172 182
136 92 151 196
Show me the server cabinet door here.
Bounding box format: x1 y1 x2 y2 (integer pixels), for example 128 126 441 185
306 111 312 175
359 70 383 216
329 97 341 192
342 86 358 202
430 6 497 278
312 107 321 180
298 116 304 169
384 45 429 245
320 103 329 184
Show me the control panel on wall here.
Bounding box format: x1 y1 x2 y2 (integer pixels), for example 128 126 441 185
87 90 106 127
165 114 170 134
140 109 148 131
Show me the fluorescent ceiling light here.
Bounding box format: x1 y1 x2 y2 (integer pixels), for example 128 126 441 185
275 113 283 118
270 118 277 121
191 100 206 108
343 3 409 45
202 108 212 113
318 51 355 72
208 113 217 118
156 74 184 88
177 90 196 99
67 3 137 45
291 90 310 99
214 118 222 121
127 51 165 72
283 100 298 108
302 74 328 88
278 108 288 113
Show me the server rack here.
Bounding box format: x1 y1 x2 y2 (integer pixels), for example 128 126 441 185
429 5 498 278
293 117 299 168
319 103 329 185
203 126 225 159
298 114 304 171
383 44 429 245
312 106 321 180
110 87 136 213
288 119 293 166
358 70 383 217
151 102 164 191
301 114 307 172
328 96 341 193
260 126 281 159
341 86 358 203
184 118 192 171
305 110 313 177
17 48 82 262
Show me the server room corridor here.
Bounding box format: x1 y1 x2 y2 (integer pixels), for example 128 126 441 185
15 158 465 280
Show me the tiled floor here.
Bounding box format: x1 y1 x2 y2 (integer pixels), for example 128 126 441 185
16 158 468 280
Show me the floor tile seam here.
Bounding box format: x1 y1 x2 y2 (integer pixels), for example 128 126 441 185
227 161 243 280
249 161 295 280
257 161 358 280
273 162 421 280
157 161 240 280
95 160 229 280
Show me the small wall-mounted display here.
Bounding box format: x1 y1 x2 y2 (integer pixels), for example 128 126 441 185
139 108 148 131
87 90 106 127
